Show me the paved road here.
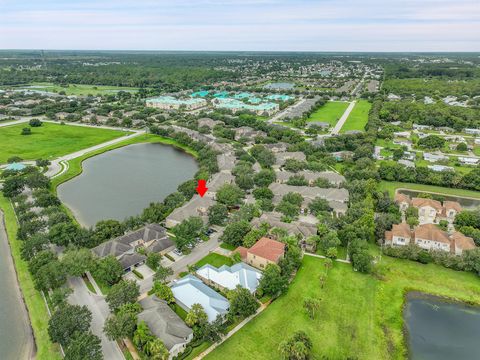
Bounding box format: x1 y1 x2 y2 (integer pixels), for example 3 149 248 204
68 277 124 360
331 101 356 135
137 229 223 294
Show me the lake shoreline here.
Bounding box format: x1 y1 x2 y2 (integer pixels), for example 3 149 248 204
0 211 36 360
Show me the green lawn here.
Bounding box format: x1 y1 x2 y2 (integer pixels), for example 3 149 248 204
379 181 480 199
340 100 372 133
307 101 349 126
206 255 480 360
0 122 128 163
219 242 236 251
0 195 62 359
195 253 234 268
9 82 139 96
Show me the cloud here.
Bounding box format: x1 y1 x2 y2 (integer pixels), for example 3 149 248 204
0 0 479 51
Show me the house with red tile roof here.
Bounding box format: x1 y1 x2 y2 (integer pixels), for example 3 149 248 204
235 237 285 270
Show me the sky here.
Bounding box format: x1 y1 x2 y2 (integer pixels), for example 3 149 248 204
1 0 479 52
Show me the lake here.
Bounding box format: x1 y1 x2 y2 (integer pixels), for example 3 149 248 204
57 142 198 227
404 292 480 360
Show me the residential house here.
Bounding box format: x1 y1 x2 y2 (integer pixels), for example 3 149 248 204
198 118 224 129
170 275 229 323
393 131 411 138
384 223 476 256
428 165 455 172
196 262 262 293
216 153 236 172
165 196 215 228
394 194 462 225
263 143 289 153
413 124 432 130
274 170 345 187
458 157 479 165
399 160 415 168
464 128 480 136
251 211 318 239
235 237 285 270
234 126 266 141
423 152 449 163
205 172 235 199
138 296 193 358
92 224 174 271
274 151 307 167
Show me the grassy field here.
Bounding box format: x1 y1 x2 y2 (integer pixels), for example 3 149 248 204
9 82 139 96
340 100 372 133
195 253 234 268
206 254 480 360
0 122 128 163
379 181 480 199
307 101 349 126
0 195 62 359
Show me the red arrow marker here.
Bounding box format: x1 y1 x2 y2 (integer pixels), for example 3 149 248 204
196 179 208 197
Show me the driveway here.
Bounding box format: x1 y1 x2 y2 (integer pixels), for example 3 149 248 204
68 277 124 360
137 229 224 295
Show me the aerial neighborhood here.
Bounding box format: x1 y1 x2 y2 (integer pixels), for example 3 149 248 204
0 48 479 360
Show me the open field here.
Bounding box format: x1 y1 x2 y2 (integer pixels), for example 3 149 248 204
340 100 371 133
7 82 140 96
379 181 480 199
307 101 349 126
0 122 128 163
0 195 62 360
206 254 480 360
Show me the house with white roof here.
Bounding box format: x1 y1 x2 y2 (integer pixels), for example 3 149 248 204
458 156 479 165
196 263 262 293
423 152 449 163
170 275 229 323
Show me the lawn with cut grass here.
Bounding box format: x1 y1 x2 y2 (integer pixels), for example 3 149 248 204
206 255 480 360
195 253 234 268
307 101 349 126
340 99 372 133
0 122 128 163
8 82 139 96
379 181 480 199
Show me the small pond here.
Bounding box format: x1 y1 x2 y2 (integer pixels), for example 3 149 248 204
404 292 480 360
58 142 198 227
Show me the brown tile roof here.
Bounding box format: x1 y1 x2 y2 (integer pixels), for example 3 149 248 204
385 231 393 242
248 237 285 263
411 198 443 211
390 223 412 238
443 201 462 213
394 193 410 204
235 246 248 261
414 224 450 244
451 232 476 251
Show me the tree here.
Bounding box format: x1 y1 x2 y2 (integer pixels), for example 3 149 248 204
34 260 67 291
48 304 92 346
278 331 313 360
303 298 321 319
220 221 251 247
352 249 373 273
216 184 244 207
208 204 229 226
258 263 288 298
144 338 169 360
177 179 197 199
153 282 175 304
163 191 185 209
104 304 138 340
62 248 95 277
236 174 255 190
185 303 208 327
173 216 203 250
254 169 276 187
146 252 162 270
105 280 140 312
418 135 445 149
318 231 340 254
93 256 124 286
20 233 49 260
228 285 259 319
64 332 102 360
308 197 332 215
21 127 31 135
93 219 125 244
456 142 468 151
252 187 274 200
29 118 42 127
153 264 174 284
250 145 275 167
133 321 155 350
48 222 79 246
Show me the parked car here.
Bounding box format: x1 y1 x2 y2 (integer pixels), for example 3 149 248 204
173 248 183 256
